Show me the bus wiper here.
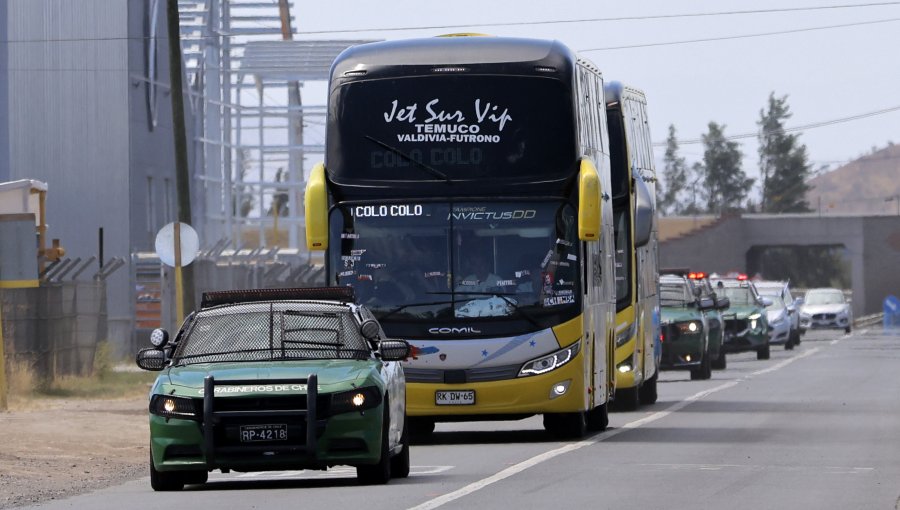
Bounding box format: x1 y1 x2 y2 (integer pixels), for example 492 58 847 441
364 135 451 184
377 300 456 321
429 291 542 328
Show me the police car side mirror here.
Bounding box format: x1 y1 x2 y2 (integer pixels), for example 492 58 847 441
698 297 716 311
135 348 167 371
716 297 730 310
379 340 410 361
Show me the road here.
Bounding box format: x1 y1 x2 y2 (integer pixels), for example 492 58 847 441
24 329 900 510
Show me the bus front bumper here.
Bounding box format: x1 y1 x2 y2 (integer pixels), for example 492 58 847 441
406 356 588 417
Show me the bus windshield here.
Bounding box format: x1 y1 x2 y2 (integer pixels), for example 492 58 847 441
327 76 577 183
328 201 581 334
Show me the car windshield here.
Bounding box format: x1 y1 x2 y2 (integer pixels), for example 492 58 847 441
766 295 786 310
805 290 845 305
172 303 372 365
660 282 692 307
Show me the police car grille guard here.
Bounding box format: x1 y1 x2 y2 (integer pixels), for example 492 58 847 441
202 374 318 468
173 303 371 365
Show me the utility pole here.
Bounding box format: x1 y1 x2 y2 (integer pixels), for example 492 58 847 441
166 0 196 320
279 0 303 248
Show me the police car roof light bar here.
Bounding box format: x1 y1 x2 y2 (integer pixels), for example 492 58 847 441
201 287 356 308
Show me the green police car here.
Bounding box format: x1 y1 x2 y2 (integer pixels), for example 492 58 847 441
659 274 719 380
135 287 411 491
710 277 772 360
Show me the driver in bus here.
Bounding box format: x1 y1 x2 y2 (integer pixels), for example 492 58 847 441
457 256 502 292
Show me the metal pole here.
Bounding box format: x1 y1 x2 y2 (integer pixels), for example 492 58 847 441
167 0 196 317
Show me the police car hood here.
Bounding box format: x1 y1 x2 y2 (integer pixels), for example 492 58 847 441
802 304 848 315
162 360 379 397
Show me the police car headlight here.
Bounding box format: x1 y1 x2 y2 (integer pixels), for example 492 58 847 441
676 321 701 334
519 341 580 377
329 386 382 415
150 394 200 420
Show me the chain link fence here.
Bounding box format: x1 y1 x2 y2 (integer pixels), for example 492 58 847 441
1 280 107 384
130 246 325 355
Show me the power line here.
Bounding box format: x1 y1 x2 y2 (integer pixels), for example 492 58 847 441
1 2 899 42
580 17 900 52
290 2 900 35
653 104 900 147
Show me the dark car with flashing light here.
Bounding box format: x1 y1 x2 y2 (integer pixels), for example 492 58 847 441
710 278 773 360
135 287 411 491
685 272 730 369
658 274 719 380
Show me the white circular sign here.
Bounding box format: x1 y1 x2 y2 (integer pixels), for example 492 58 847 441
154 222 200 267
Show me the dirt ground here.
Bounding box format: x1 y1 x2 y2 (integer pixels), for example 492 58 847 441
0 397 149 509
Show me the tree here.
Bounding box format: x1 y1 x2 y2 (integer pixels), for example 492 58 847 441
267 168 289 217
699 122 753 214
758 92 812 212
660 124 689 215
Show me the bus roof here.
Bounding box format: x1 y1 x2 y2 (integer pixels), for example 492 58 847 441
331 36 579 81
604 81 647 106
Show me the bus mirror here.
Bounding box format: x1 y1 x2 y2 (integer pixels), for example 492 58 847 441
633 175 654 247
305 162 329 251
578 159 601 241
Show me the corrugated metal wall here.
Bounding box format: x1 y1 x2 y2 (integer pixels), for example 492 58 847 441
0 2 10 182
6 0 131 348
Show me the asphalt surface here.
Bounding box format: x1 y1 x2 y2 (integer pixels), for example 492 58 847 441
24 328 900 510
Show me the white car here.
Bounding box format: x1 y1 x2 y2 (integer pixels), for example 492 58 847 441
800 288 853 334
755 280 801 347
763 294 794 349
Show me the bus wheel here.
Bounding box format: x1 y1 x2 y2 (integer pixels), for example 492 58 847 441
586 403 609 432
614 386 640 411
543 412 586 439
639 373 658 405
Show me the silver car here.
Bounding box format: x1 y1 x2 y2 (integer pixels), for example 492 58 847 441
800 288 853 334
755 280 801 348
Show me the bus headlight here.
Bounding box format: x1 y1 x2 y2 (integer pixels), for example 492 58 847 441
519 341 580 377
615 323 637 347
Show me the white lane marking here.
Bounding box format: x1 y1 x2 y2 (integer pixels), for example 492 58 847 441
408 345 825 510
831 332 852 345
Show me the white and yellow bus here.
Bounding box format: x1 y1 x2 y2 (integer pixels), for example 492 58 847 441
306 35 651 437
605 83 661 410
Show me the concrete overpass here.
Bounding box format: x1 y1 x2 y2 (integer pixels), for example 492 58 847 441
659 214 900 316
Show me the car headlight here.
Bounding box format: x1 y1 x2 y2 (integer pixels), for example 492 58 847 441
329 386 382 415
676 321 701 334
519 341 580 377
615 322 637 347
150 394 201 420
769 314 785 326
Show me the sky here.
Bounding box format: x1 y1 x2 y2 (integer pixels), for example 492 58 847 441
290 0 900 197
